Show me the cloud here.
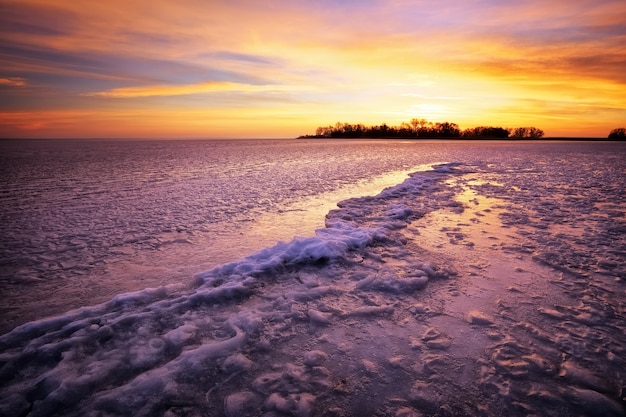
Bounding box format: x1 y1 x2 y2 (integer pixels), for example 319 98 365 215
401 93 465 101
0 77 26 87
210 52 277 66
0 41 281 96
0 2 79 38
85 81 314 98
561 54 626 85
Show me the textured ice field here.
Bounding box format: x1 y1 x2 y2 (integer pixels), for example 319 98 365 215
0 139 446 332
1 144 625 417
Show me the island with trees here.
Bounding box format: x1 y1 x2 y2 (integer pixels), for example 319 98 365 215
299 119 543 139
299 118 626 140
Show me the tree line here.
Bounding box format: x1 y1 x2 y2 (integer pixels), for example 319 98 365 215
300 119 545 139
608 128 626 140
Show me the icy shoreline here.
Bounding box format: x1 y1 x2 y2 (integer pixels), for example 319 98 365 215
1 161 625 417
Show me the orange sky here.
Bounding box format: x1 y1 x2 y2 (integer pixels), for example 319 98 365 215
1 0 625 138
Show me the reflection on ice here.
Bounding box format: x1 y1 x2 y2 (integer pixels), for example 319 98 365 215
245 162 447 243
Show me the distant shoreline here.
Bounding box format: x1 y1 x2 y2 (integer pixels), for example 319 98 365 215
0 136 622 142
296 135 617 141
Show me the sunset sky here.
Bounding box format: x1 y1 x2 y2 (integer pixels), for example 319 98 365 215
1 0 625 138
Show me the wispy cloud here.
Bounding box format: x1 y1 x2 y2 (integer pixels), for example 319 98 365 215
401 93 465 101
85 81 314 98
0 77 26 87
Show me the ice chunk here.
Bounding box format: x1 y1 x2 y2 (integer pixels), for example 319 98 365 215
355 274 429 293
467 310 494 325
195 220 384 283
265 392 316 417
224 391 261 417
303 350 328 367
308 309 332 325
559 361 613 394
221 353 254 373
563 387 624 417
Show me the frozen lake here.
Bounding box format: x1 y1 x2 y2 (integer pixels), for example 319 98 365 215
1 139 625 416
1 138 449 331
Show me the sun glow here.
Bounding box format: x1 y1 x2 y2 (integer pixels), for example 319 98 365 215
1 0 624 138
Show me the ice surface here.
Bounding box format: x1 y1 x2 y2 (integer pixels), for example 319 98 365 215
1 144 626 416
0 139 446 332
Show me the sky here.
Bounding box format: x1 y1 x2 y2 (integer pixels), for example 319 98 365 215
1 0 625 138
